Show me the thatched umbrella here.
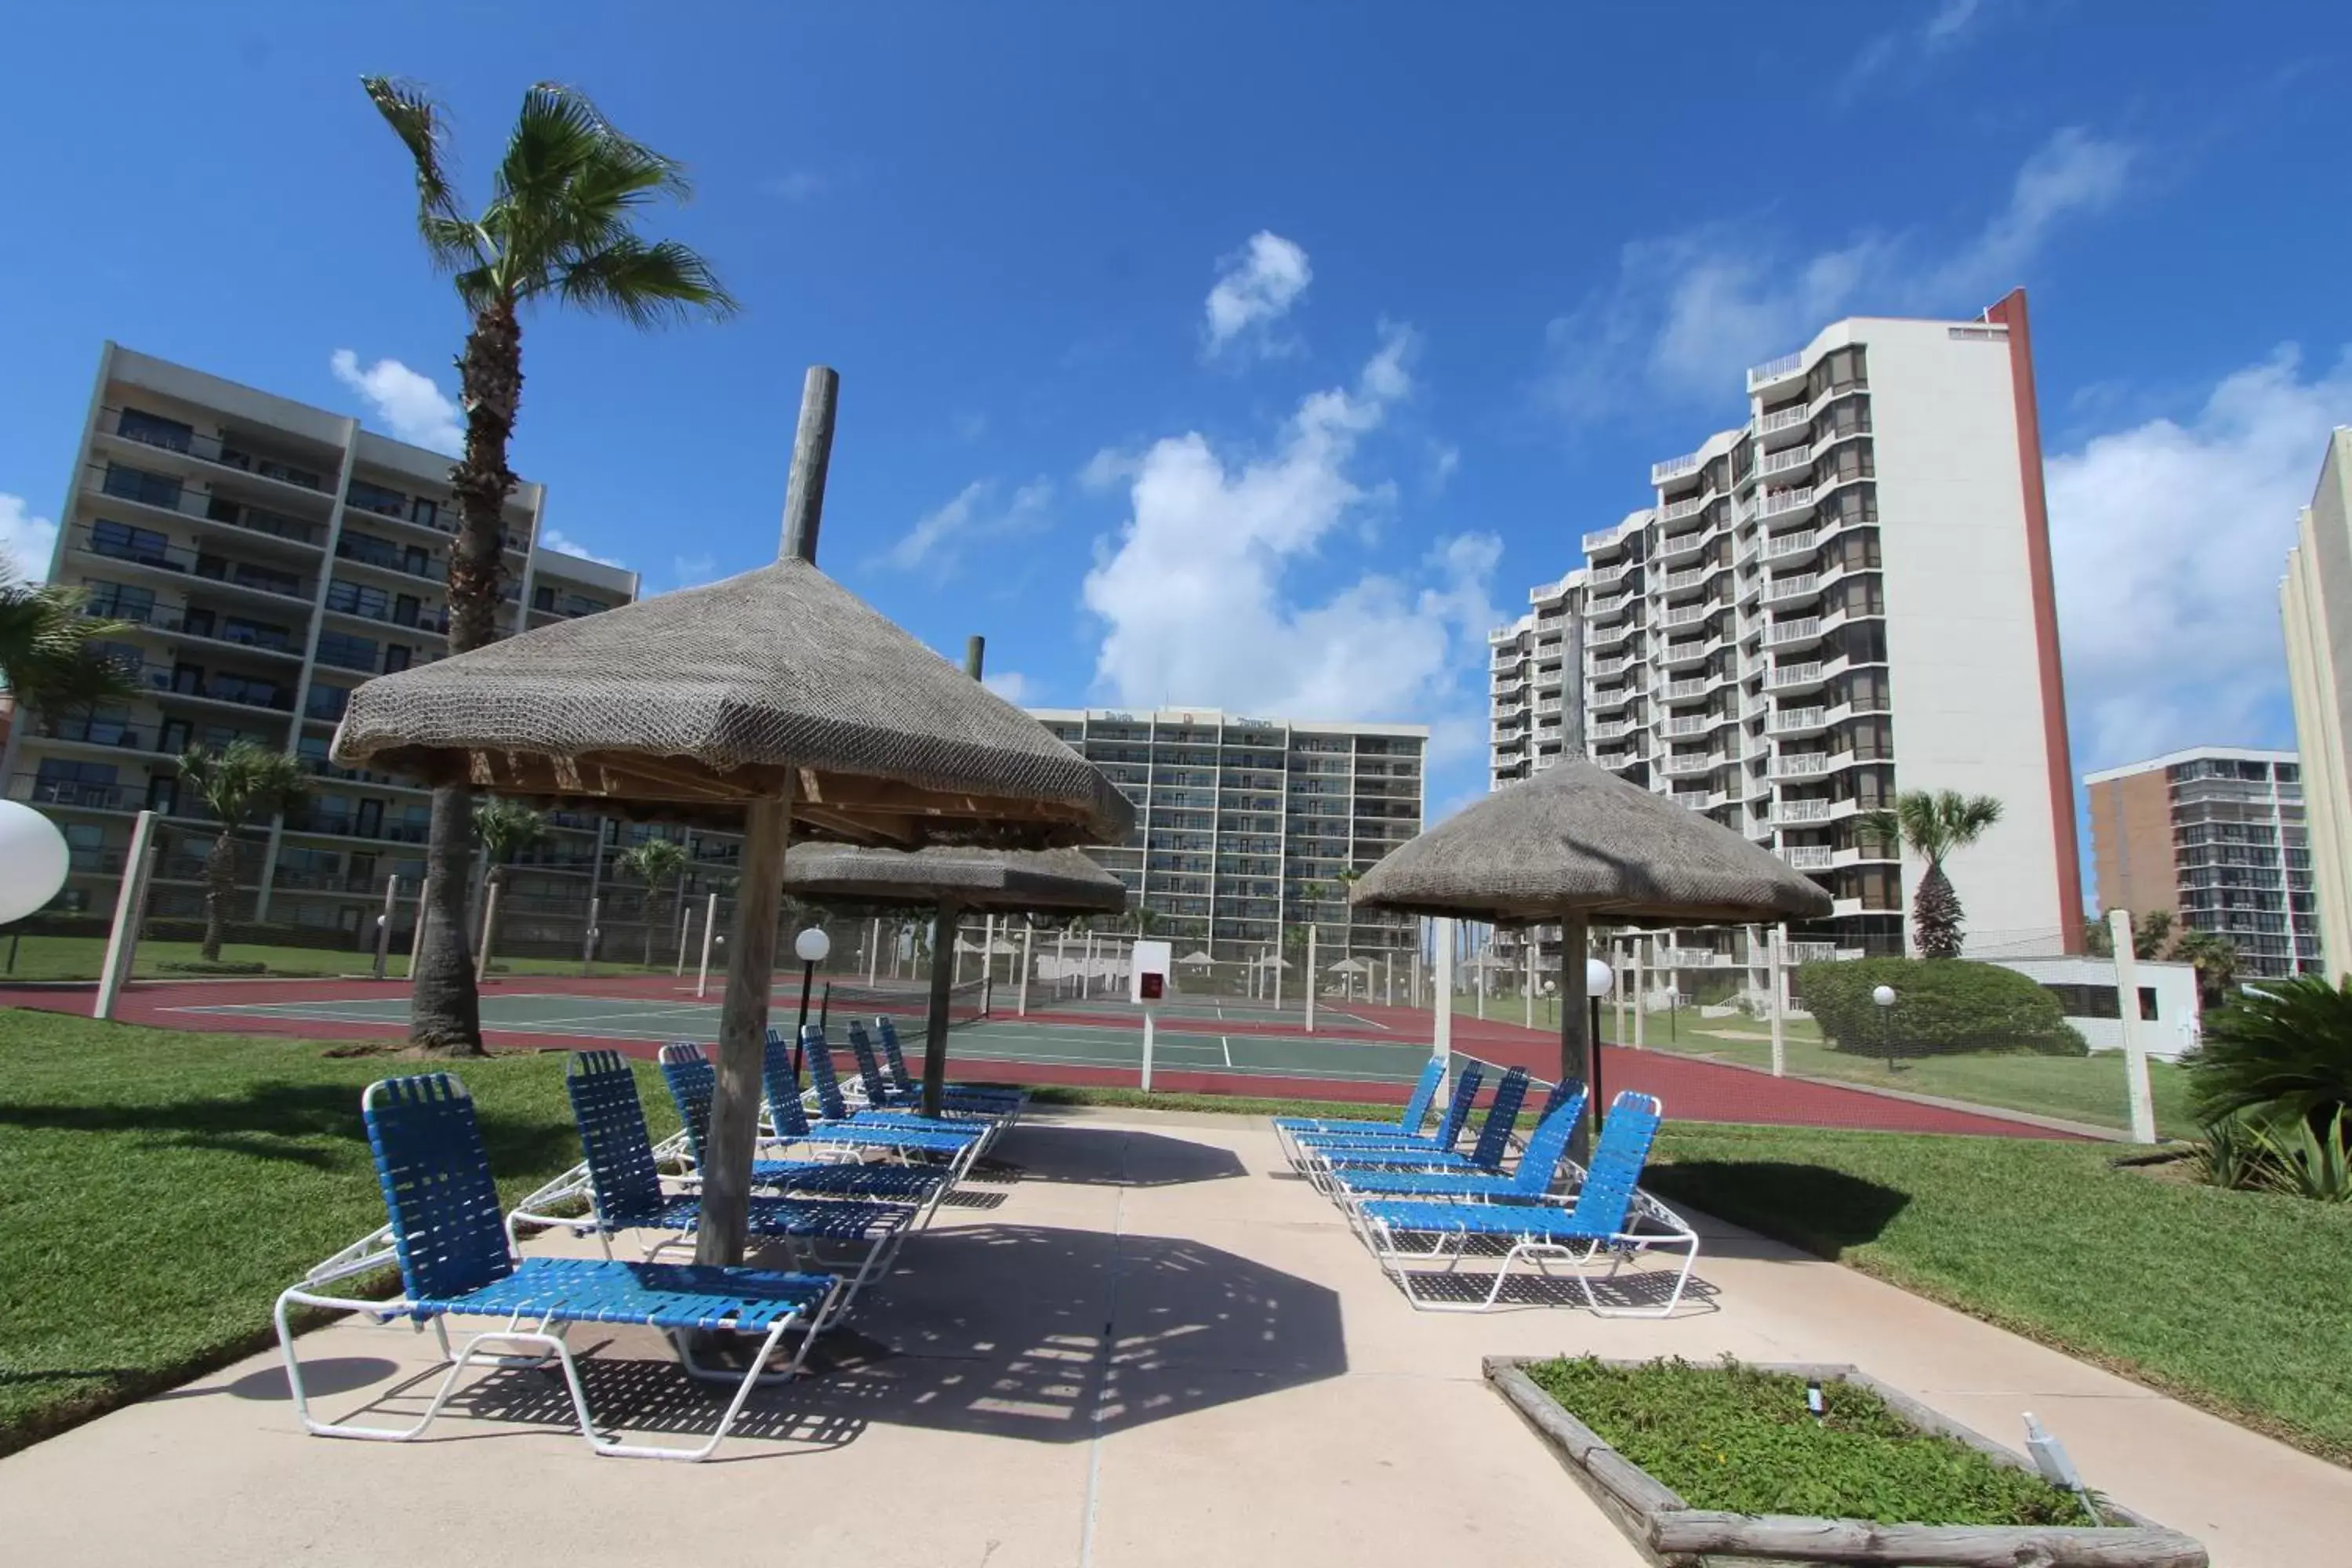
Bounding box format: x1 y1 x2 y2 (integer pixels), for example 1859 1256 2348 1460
1351 760 1829 1151
784 842 1127 1115
329 369 1131 1263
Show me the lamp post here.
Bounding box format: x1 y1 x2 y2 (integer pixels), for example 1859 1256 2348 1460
1872 982 1896 1073
792 926 832 1079
1585 956 1615 1127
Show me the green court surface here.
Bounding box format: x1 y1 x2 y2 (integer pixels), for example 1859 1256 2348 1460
171 991 1436 1087
1033 994 1396 1033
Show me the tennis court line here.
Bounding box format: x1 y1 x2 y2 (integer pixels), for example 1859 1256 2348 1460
1221 1035 1232 1067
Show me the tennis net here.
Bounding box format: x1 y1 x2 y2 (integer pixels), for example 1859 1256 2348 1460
817 977 989 1030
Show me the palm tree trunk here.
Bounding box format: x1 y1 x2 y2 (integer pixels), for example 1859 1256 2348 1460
643 881 659 967
410 781 485 1055
405 301 522 1052
202 831 236 962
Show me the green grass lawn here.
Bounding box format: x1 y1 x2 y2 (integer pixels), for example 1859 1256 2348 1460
0 932 675 983
1648 1122 2352 1466
0 1007 673 1455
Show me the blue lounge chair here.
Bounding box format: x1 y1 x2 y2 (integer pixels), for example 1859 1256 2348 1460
1356 1092 1700 1316
872 1017 1029 1118
1334 1083 1588 1212
274 1073 841 1461
1272 1058 1443 1163
503 1051 923 1316
751 1037 989 1169
845 1020 1021 1120
662 1041 982 1176
1316 1067 1532 1185
1293 1063 1486 1189
796 1025 1002 1152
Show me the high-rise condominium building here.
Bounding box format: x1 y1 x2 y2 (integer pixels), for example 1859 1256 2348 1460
1029 707 1426 967
2084 746 2318 979
2280 426 2352 978
1491 289 2082 962
2 343 643 953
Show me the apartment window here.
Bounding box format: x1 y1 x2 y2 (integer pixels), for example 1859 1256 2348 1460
410 497 439 528
89 519 174 565
1836 621 1888 666
1842 715 1895 760
84 581 157 620
220 444 325 490
325 580 391 619
347 479 410 519
220 615 293 652
306 684 353 721
208 673 284 709
207 557 303 597
2044 984 2159 1021
1828 575 1884 619
1731 438 1755 482
1806 345 1868 401
1816 442 1875 486
117 408 194 452
1819 486 1880 532
315 630 379 672
101 463 183 510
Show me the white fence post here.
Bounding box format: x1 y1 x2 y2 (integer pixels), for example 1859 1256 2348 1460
2110 908 2158 1143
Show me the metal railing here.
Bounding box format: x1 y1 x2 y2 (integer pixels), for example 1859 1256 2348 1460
1747 350 1805 389
1766 572 1820 600
1767 706 1828 732
1650 452 1703 485
1769 662 1824 688
1767 618 1823 644
1776 799 1833 822
75 528 313 600
1784 845 1835 870
1759 488 1816 519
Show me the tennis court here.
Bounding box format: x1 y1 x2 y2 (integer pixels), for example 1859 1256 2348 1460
170 988 1437 1087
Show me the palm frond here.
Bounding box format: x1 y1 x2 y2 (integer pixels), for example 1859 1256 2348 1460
178 740 310 832
361 75 479 273
553 236 738 325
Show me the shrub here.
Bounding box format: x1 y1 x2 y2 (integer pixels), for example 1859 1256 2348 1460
2188 974 2352 1134
155 960 268 975
1796 957 2086 1058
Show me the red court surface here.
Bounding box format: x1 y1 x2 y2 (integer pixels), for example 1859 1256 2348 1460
0 975 2081 1140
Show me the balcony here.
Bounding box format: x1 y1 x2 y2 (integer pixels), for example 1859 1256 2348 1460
1766 530 1819 559
1772 751 1833 779
36 717 162 753
73 528 314 602
1588 590 1634 619
1650 452 1703 487
1783 845 1835 872
1767 617 1823 645
1759 405 1811 438
1665 714 1719 738
1662 566 1716 593
287 814 431 844
1591 720 1632 742
1662 603 1712 628
1597 750 1643 773
1658 495 1705 525
1591 655 1633 678
1747 350 1806 391
1759 446 1813 477
103 408 332 492
93 463 326 550
1587 618 1635 649
1759 487 1817 521
335 535 448 583
1767 706 1829 735
1670 788 1710 809
1769 662 1824 689
1582 524 1631 553
9 776 139 811
1776 799 1834 824
1664 676 1711 699
1766 572 1820 603
1664 753 1716 777
136 666 297 715
1657 637 1709 669
87 601 305 661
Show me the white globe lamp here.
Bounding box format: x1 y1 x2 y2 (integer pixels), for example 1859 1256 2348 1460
0 801 71 925
1584 957 1616 998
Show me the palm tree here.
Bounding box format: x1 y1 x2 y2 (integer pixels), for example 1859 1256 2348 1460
1856 789 2003 960
470 797 548 974
2189 974 2352 1137
176 742 309 962
616 837 691 967
2171 926 2240 1011
2 564 136 716
361 76 735 1051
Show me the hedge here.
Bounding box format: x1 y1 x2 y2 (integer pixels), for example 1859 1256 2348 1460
1795 957 2087 1058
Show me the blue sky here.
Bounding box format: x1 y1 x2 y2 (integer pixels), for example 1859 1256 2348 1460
5 2 2350 876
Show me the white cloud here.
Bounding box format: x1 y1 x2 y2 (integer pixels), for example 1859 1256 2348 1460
538 527 627 569
1 494 58 582
883 478 1052 578
1080 326 1501 739
2049 345 2352 771
330 350 463 455
982 670 1037 704
1841 0 1986 99
1544 128 2134 419
1203 231 1312 359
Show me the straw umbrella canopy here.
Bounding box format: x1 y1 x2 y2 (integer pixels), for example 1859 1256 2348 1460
332 555 1133 1258
783 843 1127 1114
1351 760 1830 1149
1178 950 1216 967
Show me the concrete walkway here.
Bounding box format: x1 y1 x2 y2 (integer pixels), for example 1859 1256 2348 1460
3 1107 2345 1566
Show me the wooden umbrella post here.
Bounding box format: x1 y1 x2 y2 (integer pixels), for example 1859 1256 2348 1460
698 364 837 1270
1560 909 1595 1162
920 898 961 1120
696 790 795 1267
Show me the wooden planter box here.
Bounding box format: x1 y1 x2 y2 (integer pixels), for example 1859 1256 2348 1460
1484 1356 2207 1568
